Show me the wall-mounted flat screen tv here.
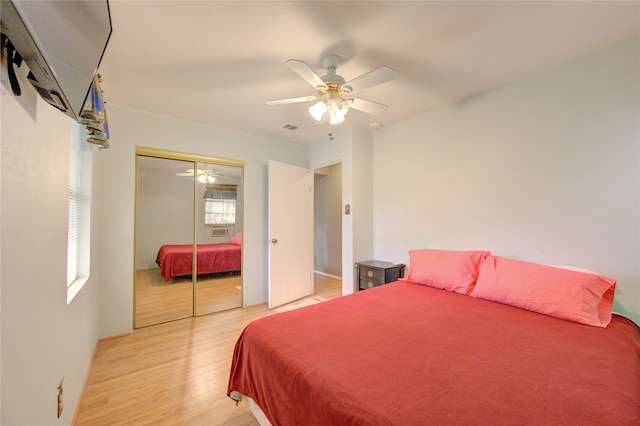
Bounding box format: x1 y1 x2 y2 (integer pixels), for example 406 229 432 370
1 0 112 120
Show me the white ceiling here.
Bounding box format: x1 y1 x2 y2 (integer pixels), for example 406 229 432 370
99 1 639 145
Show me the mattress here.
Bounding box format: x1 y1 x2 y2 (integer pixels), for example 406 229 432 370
228 281 640 425
155 243 241 281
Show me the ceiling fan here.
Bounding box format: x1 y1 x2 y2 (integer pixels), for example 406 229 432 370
175 168 225 183
266 54 394 125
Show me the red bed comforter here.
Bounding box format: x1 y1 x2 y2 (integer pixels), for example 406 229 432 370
156 243 241 281
228 281 640 425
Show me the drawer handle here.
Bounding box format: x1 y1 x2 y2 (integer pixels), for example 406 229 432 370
367 281 373 288
367 270 373 278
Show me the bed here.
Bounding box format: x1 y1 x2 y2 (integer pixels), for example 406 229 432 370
227 249 640 425
156 233 241 281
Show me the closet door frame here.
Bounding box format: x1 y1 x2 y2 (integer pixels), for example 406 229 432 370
134 147 244 328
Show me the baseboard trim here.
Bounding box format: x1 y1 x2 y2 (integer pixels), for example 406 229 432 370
314 270 342 281
98 332 131 343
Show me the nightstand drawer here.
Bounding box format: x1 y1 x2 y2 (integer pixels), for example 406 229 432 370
360 277 383 290
360 267 385 284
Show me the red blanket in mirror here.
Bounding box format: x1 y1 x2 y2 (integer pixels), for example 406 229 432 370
156 243 241 281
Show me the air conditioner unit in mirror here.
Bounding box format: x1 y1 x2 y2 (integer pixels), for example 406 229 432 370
210 225 235 238
0 0 112 120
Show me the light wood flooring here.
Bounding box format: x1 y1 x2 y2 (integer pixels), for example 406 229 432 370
75 274 342 425
135 269 243 328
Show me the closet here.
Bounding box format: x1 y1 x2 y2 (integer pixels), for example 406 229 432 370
134 148 243 328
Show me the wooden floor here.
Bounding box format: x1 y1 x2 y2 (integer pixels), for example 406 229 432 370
135 269 243 328
75 274 342 425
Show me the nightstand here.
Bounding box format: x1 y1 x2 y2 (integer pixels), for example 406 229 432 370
355 260 405 291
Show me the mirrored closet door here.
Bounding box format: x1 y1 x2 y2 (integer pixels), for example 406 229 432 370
194 161 244 316
134 149 243 328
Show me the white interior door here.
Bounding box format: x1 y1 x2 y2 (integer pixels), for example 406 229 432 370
268 160 313 308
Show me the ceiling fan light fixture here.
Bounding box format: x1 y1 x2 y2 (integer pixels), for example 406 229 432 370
309 100 327 121
197 173 216 183
269 55 394 132
329 110 345 124
332 98 349 117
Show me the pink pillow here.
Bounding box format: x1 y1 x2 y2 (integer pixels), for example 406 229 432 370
406 249 491 294
472 256 616 327
229 232 242 245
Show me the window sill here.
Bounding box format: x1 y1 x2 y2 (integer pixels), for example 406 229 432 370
67 276 89 305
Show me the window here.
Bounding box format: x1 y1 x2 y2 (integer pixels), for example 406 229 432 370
205 199 236 224
67 121 91 303
204 184 237 225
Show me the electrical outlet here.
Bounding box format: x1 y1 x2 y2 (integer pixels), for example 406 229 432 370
57 377 64 418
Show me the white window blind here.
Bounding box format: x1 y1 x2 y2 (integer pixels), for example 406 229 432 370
204 184 237 225
67 139 80 286
67 122 91 296
205 199 236 225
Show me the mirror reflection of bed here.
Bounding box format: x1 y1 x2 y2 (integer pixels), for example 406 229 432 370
135 152 244 328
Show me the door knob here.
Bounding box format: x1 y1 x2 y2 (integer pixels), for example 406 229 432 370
271 238 278 244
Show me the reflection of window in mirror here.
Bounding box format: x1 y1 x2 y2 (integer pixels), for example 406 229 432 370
204 184 238 225
204 199 236 225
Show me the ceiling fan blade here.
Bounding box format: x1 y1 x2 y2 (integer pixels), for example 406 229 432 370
266 95 319 105
348 97 389 116
344 66 394 92
177 168 209 176
286 59 327 89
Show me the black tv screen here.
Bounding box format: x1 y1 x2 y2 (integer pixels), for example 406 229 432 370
1 0 112 120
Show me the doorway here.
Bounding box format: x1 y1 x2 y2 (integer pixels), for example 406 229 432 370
313 163 342 281
134 148 244 328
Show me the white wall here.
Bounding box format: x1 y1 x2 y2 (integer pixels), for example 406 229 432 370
308 127 374 294
95 105 306 338
351 127 374 265
373 36 640 324
1 82 100 423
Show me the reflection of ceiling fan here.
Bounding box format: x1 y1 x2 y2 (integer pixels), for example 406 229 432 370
266 54 394 125
175 169 225 183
